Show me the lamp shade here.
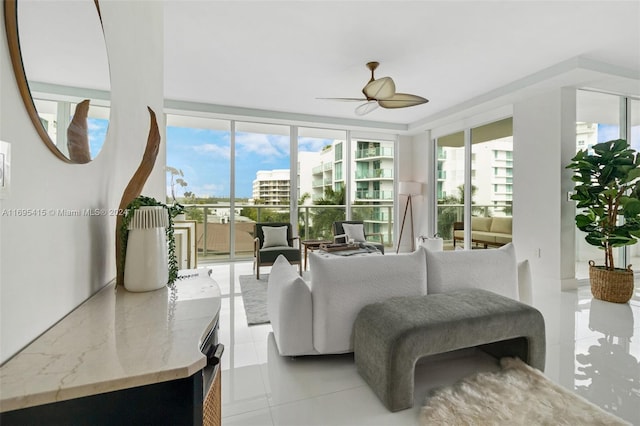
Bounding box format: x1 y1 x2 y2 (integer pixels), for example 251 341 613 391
398 181 422 196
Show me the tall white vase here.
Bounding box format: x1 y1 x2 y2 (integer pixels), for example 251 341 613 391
124 206 169 292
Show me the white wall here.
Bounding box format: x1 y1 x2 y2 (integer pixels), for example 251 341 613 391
512 87 577 297
0 1 164 363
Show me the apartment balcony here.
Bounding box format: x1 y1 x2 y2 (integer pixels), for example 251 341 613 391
355 168 394 180
354 190 393 201
437 170 446 180
312 163 333 174
355 147 394 160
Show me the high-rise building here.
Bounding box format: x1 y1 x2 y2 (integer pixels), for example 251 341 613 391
250 169 290 205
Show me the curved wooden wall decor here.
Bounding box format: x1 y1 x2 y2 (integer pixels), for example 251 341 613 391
115 107 161 287
67 99 92 164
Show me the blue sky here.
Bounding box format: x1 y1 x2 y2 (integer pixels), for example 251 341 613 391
88 117 108 159
166 126 329 199
164 123 640 200
597 123 640 151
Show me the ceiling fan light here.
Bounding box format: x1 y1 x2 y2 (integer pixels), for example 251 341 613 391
363 77 395 100
355 100 379 116
378 93 429 109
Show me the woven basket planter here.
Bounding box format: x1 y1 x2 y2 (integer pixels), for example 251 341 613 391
588 261 634 303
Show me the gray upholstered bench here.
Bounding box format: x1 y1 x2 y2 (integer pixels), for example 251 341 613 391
353 288 546 412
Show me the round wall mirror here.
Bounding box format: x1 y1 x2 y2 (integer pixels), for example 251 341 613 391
4 0 110 163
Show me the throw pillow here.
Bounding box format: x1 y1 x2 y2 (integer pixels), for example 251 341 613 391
262 226 289 248
425 243 519 300
342 223 366 242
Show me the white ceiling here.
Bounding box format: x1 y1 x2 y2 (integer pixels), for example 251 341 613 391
163 1 640 127
16 1 640 130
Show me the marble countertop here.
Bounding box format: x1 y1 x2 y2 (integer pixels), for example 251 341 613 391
0 270 221 412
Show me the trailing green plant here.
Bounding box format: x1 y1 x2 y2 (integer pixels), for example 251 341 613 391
119 195 179 287
566 139 640 271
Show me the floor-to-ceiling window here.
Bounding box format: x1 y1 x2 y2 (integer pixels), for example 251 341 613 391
435 118 513 250
435 131 465 249
471 118 513 220
297 127 347 241
233 122 290 258
574 90 636 279
350 135 395 247
166 114 231 261
167 114 398 262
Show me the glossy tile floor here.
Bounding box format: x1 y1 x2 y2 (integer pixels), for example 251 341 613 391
208 262 640 426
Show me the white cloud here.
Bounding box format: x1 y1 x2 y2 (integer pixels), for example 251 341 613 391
236 132 289 159
195 144 231 159
189 183 226 198
298 137 330 152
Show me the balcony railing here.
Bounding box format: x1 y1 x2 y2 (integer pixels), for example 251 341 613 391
355 147 394 159
181 203 394 261
355 168 393 179
355 190 393 200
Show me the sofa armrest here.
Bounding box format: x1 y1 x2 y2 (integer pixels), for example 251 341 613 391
267 256 314 355
517 260 533 305
366 232 384 244
333 233 347 244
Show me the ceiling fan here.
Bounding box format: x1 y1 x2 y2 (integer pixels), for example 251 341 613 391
320 61 428 116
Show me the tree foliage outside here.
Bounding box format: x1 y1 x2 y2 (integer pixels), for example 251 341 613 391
303 187 346 240
437 184 480 240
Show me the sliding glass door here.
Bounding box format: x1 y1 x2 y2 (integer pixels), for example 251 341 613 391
435 118 513 250
435 131 465 249
234 122 290 258
297 127 347 241
575 91 624 279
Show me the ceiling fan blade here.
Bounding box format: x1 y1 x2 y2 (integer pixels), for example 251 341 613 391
354 100 379 116
362 77 395 100
316 97 368 102
378 93 429 109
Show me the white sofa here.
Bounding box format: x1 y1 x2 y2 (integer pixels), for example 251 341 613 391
267 243 531 356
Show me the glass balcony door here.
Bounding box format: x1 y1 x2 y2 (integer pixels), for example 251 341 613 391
435 118 513 251
575 91 624 280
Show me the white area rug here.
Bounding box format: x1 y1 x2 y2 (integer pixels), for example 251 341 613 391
238 274 270 325
420 357 628 425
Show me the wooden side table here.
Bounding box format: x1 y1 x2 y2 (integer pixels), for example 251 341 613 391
301 239 332 270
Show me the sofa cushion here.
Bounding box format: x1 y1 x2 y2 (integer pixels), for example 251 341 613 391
259 246 301 263
471 217 492 231
470 231 497 243
490 217 512 234
309 249 427 354
495 234 513 245
267 255 314 355
425 243 519 300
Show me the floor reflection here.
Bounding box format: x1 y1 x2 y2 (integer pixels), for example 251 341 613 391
575 299 639 422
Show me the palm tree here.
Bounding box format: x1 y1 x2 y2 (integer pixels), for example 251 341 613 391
310 187 346 240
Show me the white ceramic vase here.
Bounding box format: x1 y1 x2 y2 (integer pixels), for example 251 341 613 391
124 206 169 292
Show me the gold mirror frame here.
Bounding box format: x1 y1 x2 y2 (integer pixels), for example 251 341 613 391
3 0 106 164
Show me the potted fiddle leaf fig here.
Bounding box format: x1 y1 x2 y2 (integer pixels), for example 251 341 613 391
566 138 640 303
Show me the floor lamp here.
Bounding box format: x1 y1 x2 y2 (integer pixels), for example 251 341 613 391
396 181 422 253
